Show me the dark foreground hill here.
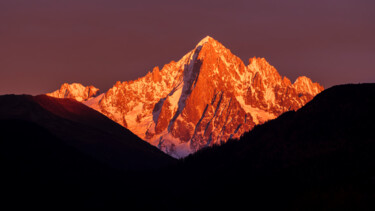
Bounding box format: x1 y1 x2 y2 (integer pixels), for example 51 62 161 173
0 95 178 208
169 84 375 210
0 95 176 171
1 84 375 209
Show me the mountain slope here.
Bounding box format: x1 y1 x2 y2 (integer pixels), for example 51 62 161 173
170 83 375 209
50 36 323 157
0 94 176 171
0 119 117 208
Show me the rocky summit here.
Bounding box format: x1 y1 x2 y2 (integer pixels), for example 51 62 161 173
48 36 323 158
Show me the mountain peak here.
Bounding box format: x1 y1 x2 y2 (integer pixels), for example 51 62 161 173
47 83 99 102
249 57 268 65
48 38 323 158
196 36 213 46
293 76 324 95
195 36 226 51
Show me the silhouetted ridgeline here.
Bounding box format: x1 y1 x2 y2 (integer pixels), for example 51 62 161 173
1 84 375 209
0 94 176 171
0 95 177 209
174 83 375 209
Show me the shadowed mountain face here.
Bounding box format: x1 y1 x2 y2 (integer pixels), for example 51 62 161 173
0 94 176 171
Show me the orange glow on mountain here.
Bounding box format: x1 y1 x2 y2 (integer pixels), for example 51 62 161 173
48 36 323 158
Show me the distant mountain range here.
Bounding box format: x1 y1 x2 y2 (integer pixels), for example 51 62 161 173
48 36 323 157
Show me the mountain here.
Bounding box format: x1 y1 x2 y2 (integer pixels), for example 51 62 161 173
49 36 323 158
0 94 176 171
47 82 100 102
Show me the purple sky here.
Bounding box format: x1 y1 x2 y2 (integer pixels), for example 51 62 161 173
1 0 374 95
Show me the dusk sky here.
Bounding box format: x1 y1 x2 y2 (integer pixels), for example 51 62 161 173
1 0 374 95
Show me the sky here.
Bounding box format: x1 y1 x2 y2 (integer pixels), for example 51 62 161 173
1 0 374 95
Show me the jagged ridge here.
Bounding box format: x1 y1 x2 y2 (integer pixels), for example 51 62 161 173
47 83 99 102
49 36 323 158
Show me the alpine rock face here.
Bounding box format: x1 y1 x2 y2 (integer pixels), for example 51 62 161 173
47 83 100 102
48 36 323 158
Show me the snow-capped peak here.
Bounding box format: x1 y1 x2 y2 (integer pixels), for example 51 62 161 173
194 36 227 53
47 83 100 102
293 76 324 95
48 37 323 158
196 36 213 46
